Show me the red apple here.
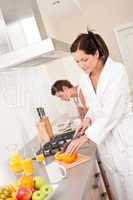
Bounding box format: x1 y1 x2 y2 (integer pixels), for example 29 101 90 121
16 187 32 200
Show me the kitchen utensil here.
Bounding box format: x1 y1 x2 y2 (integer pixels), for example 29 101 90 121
36 107 54 140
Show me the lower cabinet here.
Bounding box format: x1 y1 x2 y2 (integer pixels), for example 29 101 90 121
84 158 110 200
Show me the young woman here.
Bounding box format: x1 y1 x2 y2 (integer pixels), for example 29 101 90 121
51 80 88 120
66 30 133 200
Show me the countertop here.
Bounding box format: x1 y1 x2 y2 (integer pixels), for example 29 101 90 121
1 138 96 200
34 142 96 200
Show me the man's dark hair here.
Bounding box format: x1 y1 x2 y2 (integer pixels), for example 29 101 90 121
51 80 73 96
70 30 109 64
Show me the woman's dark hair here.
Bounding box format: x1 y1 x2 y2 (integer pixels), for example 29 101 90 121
70 30 109 64
51 80 73 95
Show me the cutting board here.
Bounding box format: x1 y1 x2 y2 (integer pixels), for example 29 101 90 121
54 154 90 169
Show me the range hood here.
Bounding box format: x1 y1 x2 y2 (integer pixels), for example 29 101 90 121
0 38 70 70
0 0 70 71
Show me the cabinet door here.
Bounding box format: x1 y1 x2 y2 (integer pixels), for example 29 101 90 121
87 158 109 200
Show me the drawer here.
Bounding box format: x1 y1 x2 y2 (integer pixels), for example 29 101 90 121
87 158 109 200
87 158 100 189
87 188 108 200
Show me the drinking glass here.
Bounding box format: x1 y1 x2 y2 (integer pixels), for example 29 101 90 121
21 158 33 176
7 144 23 174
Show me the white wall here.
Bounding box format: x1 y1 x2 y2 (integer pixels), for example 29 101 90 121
0 67 51 161
0 69 37 161
38 0 133 61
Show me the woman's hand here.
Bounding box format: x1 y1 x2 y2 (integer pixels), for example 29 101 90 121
74 117 91 138
66 135 89 154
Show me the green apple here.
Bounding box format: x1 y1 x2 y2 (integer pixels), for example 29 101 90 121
40 184 53 197
32 190 45 200
34 176 46 190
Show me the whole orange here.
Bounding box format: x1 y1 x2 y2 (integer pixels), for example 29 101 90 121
18 176 34 189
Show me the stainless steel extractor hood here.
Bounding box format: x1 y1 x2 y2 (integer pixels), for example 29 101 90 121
0 0 70 71
0 38 70 70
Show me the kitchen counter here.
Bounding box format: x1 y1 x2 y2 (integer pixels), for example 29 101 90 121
1 138 96 200
33 142 96 200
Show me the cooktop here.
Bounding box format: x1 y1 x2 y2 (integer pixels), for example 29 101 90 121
36 130 75 157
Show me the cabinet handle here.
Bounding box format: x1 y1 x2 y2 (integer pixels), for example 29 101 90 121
92 172 100 189
100 192 107 200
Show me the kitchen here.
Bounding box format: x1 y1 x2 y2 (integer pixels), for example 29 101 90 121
0 0 133 199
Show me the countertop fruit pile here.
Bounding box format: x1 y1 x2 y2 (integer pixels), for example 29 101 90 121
0 176 53 200
0 184 16 200
54 152 77 164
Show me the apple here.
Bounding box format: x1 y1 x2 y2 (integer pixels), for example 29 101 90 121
40 184 53 197
34 176 46 190
16 187 32 200
32 191 45 200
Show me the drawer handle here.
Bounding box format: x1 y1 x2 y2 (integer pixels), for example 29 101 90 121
100 192 107 200
92 172 100 189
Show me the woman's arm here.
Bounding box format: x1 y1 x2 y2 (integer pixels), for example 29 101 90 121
76 88 89 120
74 117 91 137
79 88 88 114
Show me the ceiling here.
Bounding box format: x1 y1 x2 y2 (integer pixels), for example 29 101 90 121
37 0 82 16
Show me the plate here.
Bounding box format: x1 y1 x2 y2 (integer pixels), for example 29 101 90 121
46 184 59 200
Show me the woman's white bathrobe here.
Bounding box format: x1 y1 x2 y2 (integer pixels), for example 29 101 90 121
80 57 133 200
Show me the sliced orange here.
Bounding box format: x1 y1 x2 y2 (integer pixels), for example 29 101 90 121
55 152 77 164
63 153 77 164
54 152 65 161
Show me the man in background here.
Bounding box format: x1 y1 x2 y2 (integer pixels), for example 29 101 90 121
51 80 88 120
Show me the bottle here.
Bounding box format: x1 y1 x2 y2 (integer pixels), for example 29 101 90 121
36 108 54 144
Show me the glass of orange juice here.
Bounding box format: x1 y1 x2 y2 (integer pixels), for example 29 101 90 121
7 144 23 174
21 158 33 175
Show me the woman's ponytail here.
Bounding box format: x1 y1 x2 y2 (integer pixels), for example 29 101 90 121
70 30 109 64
